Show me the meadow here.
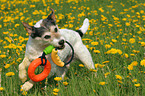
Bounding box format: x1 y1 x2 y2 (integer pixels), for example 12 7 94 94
0 0 145 95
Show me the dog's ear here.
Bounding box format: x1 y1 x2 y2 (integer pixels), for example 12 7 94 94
22 22 33 35
47 8 56 21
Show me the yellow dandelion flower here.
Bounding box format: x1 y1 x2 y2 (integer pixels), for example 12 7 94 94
122 38 127 41
42 16 47 19
78 12 85 17
54 77 62 81
94 50 100 53
105 44 111 49
132 50 140 53
89 31 93 36
124 9 128 11
68 24 73 28
29 22 33 26
140 10 144 13
4 64 10 69
126 22 130 26
53 92 58 96
22 91 27 95
127 14 130 17
122 18 127 21
26 33 29 36
131 61 138 66
126 76 130 78
3 31 9 34
129 73 132 75
130 54 135 56
113 16 119 20
90 69 97 72
102 61 109 64
95 64 99 68
127 65 133 70
63 82 68 86
24 38 29 41
0 55 6 58
141 42 145 46
99 64 105 68
104 72 110 78
20 89 23 92
0 40 3 43
6 72 15 76
15 24 20 27
93 89 96 93
136 25 140 27
134 83 140 87
107 48 118 54
95 64 105 68
30 5 35 8
117 49 122 55
0 87 4 91
14 34 18 37
117 80 123 83
112 39 117 43
99 82 106 85
17 58 22 62
140 59 145 67
74 72 77 75
99 8 104 12
137 31 142 34
108 24 113 27
132 79 137 82
79 64 84 67
53 88 60 93
115 75 122 80
129 38 135 43
91 42 99 45
112 9 116 11
86 45 89 48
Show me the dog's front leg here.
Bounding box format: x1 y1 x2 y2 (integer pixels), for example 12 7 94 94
75 43 95 70
21 79 35 91
19 56 31 83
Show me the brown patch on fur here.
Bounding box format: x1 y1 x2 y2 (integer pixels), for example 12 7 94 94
50 8 56 21
22 22 33 35
53 32 61 38
49 26 61 38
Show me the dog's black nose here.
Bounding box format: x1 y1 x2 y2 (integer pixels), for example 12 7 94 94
59 39 64 45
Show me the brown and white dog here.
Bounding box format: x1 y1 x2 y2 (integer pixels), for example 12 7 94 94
19 8 95 91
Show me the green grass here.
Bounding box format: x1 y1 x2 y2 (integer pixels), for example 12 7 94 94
0 0 145 95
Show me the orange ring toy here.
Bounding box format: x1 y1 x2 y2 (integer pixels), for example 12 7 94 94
28 58 51 82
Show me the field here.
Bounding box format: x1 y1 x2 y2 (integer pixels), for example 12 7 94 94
0 0 145 95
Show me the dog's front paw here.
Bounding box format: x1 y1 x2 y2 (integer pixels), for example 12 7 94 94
21 80 34 91
19 70 27 83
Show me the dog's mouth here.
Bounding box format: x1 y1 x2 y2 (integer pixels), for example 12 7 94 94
56 45 65 50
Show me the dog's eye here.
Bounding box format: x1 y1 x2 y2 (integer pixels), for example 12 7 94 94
54 28 58 32
44 35 51 39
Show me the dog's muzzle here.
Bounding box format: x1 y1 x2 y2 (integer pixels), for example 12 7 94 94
59 39 64 45
57 39 65 49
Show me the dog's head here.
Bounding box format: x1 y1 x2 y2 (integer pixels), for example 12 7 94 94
22 8 65 49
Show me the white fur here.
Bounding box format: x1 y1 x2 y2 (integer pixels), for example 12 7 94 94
79 18 89 34
19 18 95 91
34 19 43 28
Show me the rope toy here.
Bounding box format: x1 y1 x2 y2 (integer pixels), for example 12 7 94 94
28 41 74 82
